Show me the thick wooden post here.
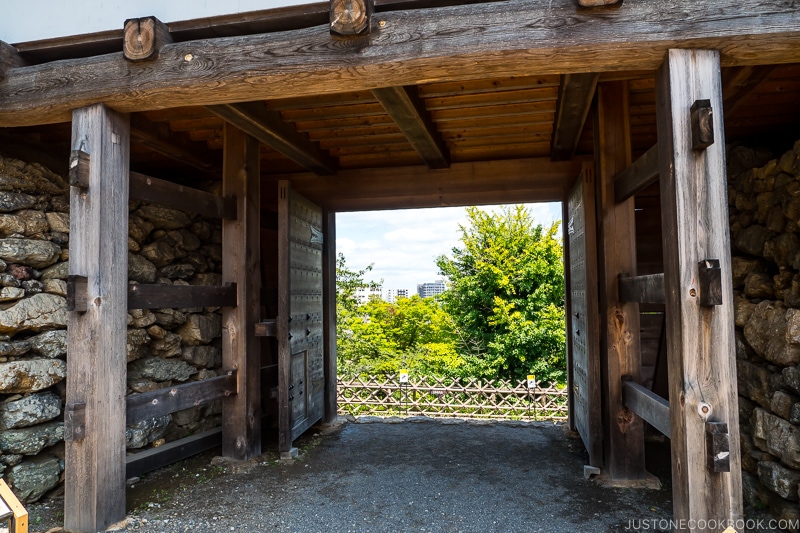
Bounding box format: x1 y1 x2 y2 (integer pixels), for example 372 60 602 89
66 104 129 532
221 123 262 460
656 49 743 528
322 210 338 423
594 81 646 480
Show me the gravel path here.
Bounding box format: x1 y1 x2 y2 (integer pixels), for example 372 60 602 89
23 417 772 533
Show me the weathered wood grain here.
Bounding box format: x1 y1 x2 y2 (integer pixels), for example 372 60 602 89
125 427 222 479
330 0 373 36
126 372 236 425
622 380 670 438
65 104 129 533
656 48 742 526
594 81 646 480
208 102 336 175
614 144 659 203
0 40 25 82
123 17 173 61
551 73 599 161
2 0 800 126
322 210 337 422
129 171 236 219
371 86 449 169
617 273 666 305
127 283 237 309
221 124 262 460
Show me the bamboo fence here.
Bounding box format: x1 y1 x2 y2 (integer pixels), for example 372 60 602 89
337 374 568 421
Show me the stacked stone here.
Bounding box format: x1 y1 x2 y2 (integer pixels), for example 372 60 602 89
0 153 225 503
728 140 800 527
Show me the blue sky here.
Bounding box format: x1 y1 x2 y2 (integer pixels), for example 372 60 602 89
336 202 563 292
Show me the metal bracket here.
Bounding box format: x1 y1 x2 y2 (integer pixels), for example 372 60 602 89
690 99 714 151
64 402 87 442
698 259 722 306
705 421 730 472
69 150 90 189
66 275 88 313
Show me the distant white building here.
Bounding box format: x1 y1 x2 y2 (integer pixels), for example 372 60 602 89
385 288 409 303
355 285 383 305
417 280 446 298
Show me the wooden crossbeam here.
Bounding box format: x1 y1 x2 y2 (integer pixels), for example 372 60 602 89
129 171 236 219
622 379 670 438
618 273 665 304
722 65 776 116
208 102 336 175
372 86 449 169
123 16 173 61
0 40 25 82
614 144 659 203
130 114 220 175
551 73 599 161
126 372 237 425
127 283 237 309
125 427 222 479
3 0 800 127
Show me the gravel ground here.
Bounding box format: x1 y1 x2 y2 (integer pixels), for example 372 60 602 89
21 417 780 533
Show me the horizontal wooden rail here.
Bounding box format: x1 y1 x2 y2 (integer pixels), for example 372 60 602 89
128 283 237 309
255 319 277 337
126 371 237 425
618 273 665 304
614 144 659 203
130 171 237 220
125 427 222 479
622 379 670 438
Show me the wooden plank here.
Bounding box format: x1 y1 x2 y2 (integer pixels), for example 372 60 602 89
614 144 659 203
4 0 800 126
221 124 262 460
656 48 742 526
372 86 449 169
126 372 237 425
130 114 220 175
722 65 777 116
277 181 292 453
268 157 583 211
566 163 603 467
129 171 236 219
330 0 373 35
0 40 25 82
123 17 173 61
0 479 27 533
209 102 336 175
322 209 337 422
594 81 646 480
551 73 599 161
423 86 559 111
618 273 665 304
125 427 222 479
65 103 129 533
128 283 237 309
622 380 670 438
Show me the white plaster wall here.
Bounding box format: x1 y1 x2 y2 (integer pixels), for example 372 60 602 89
1 0 313 44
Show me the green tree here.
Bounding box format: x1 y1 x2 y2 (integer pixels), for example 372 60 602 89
435 205 566 384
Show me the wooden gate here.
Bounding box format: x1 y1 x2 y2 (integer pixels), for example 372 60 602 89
277 180 325 453
566 165 603 467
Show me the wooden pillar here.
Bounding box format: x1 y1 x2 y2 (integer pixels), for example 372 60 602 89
221 123 262 460
656 49 742 527
594 81 646 480
322 210 338 423
562 198 575 433
65 104 129 532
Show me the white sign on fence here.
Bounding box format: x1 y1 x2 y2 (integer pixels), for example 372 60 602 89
399 369 409 383
527 375 536 389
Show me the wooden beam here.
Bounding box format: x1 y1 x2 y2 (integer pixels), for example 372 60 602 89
129 171 236 219
65 103 129 533
3 0 800 126
656 48 742 527
617 273 665 304
322 209 338 423
594 81 646 480
268 157 584 211
613 144 659 203
127 283 237 309
130 114 221 175
330 0 373 36
0 40 25 82
622 379 670 438
126 372 237 425
551 73 599 161
208 102 336 175
221 124 262 460
123 16 173 61
722 65 776 116
126 427 221 479
372 86 449 169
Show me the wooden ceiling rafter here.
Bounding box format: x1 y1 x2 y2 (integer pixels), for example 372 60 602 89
551 72 600 161
371 85 450 169
722 65 778 116
208 102 337 175
130 114 221 176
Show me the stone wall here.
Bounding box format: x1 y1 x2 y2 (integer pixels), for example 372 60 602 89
729 140 800 526
0 153 224 503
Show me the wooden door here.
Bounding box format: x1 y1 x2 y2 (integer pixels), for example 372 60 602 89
278 180 325 453
566 167 603 467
